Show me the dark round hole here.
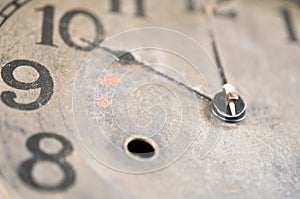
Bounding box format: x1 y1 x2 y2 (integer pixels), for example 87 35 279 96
126 138 156 159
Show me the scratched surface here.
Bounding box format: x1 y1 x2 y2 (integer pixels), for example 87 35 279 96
0 0 299 198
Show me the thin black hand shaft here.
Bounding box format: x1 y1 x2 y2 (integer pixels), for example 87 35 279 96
104 48 212 103
210 32 228 85
204 3 228 86
80 38 212 103
135 60 212 103
115 51 212 103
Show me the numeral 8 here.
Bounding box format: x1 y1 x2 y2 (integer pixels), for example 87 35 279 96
18 133 75 191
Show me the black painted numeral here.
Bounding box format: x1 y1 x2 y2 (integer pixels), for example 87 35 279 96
280 8 298 42
59 10 104 51
110 0 145 17
187 0 195 11
136 0 145 17
36 6 57 47
36 5 104 51
1 60 54 110
18 133 75 191
111 0 120 12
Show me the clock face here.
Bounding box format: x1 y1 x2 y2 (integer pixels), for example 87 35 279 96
0 0 300 198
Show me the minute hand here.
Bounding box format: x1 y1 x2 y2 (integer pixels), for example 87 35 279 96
102 48 212 103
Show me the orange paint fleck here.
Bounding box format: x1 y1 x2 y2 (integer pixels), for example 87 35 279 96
111 62 122 68
98 74 120 85
98 93 110 108
125 65 132 71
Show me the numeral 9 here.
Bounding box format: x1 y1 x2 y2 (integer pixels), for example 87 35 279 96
1 59 54 110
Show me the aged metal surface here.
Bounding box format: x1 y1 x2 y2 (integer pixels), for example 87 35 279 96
0 0 300 198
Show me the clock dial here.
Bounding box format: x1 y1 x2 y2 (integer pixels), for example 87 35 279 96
73 28 225 173
0 0 299 198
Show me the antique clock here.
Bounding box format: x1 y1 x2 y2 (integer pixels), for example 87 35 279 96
0 0 299 198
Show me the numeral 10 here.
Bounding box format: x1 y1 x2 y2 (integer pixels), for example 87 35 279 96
36 5 104 51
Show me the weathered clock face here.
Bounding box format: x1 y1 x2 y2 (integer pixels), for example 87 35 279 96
0 0 300 198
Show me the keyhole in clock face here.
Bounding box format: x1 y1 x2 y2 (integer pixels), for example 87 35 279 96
125 137 157 159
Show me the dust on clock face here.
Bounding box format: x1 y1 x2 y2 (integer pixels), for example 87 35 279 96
0 0 300 199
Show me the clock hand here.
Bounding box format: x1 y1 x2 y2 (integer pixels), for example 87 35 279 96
204 3 246 122
133 58 212 103
80 38 212 103
210 32 227 85
81 36 246 122
106 48 213 103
